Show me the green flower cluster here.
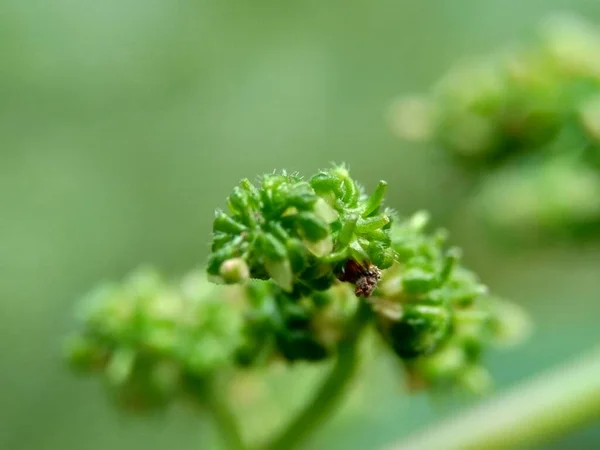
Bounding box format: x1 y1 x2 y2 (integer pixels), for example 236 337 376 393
63 268 244 411
63 167 529 410
236 280 360 365
371 212 529 391
208 165 394 296
390 14 600 240
400 296 530 394
63 265 362 411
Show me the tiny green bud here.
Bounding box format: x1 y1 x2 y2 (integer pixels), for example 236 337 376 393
295 212 330 241
367 242 395 269
438 247 462 284
285 183 319 210
240 178 260 204
386 303 451 359
362 180 388 218
310 172 343 197
257 233 288 261
356 215 390 234
227 186 250 215
207 246 241 276
265 259 294 292
219 258 250 284
337 214 358 247
402 268 438 294
304 235 334 258
213 209 246 234
210 232 231 252
421 345 467 379
332 165 360 205
312 197 339 223
285 239 309 273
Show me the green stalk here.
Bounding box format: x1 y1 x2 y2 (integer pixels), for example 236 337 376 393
262 301 372 450
195 377 247 450
387 345 600 450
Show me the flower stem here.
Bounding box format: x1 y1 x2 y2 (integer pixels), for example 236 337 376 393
201 377 248 450
387 345 600 450
262 301 372 450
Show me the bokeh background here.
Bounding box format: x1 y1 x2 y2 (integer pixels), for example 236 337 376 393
2 1 600 449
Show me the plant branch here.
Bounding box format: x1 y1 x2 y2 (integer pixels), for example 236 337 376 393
201 377 248 450
262 301 372 450
386 345 600 450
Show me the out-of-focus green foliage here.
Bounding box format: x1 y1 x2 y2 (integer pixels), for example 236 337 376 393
64 167 529 431
391 14 600 242
373 212 529 393
4 1 600 450
64 268 244 411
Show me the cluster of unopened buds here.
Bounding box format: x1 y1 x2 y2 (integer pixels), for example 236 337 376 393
390 14 600 241
64 165 529 412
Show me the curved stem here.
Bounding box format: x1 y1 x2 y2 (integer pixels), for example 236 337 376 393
386 345 600 450
201 377 247 450
262 301 372 450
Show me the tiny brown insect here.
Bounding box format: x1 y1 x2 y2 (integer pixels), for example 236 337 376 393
337 259 381 298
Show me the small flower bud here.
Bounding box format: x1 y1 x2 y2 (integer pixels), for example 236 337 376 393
362 180 388 218
213 209 246 234
219 258 250 284
402 268 438 294
304 235 334 258
285 239 309 273
312 197 339 223
295 212 330 241
257 233 288 261
310 172 343 197
385 304 451 359
285 183 319 210
265 259 293 292
356 215 390 234
227 186 250 216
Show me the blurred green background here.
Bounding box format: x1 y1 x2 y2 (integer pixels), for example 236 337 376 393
2 0 600 449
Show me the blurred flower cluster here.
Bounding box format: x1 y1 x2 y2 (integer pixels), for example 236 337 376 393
373 212 530 393
64 268 245 411
64 167 530 412
390 14 600 240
